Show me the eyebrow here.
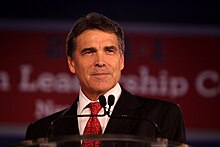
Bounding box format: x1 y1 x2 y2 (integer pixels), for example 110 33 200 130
104 45 117 50
80 45 118 54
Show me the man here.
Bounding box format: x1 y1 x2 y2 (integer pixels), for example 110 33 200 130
25 12 186 145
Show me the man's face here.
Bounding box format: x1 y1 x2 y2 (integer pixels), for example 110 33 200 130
68 29 124 100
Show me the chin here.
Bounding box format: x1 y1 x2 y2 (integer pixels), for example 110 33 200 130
95 85 113 93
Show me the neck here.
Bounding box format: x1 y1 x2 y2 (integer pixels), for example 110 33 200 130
82 91 106 101
84 93 104 101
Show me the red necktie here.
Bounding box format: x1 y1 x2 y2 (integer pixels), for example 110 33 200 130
82 102 102 147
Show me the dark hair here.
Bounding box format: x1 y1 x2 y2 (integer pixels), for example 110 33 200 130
66 12 125 58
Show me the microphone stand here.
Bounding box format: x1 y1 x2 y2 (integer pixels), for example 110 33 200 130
47 95 161 138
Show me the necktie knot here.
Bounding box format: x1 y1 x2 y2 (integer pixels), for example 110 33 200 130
89 102 102 115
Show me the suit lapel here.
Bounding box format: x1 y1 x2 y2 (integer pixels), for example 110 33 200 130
53 97 80 136
104 88 143 134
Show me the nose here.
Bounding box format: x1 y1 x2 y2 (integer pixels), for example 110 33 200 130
95 52 105 67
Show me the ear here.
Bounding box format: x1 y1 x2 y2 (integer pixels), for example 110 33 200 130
67 57 76 74
120 54 124 70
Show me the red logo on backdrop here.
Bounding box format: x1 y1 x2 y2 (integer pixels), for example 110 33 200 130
0 23 220 130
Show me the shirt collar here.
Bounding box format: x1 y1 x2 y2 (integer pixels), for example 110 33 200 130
77 83 121 115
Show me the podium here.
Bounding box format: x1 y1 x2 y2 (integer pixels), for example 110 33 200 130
11 134 190 147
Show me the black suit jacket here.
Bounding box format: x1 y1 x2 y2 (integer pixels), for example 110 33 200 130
25 88 186 144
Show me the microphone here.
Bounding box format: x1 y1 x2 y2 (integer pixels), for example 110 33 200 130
99 95 107 115
98 94 115 116
107 95 115 116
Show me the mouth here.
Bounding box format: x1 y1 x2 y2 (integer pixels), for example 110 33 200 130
92 73 110 76
90 69 111 80
90 71 111 80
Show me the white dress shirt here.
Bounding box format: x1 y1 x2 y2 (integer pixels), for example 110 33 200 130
77 83 121 135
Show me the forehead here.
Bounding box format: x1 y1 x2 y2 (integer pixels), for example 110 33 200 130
76 29 119 47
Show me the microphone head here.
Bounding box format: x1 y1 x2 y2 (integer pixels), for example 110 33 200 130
108 95 115 106
99 95 106 108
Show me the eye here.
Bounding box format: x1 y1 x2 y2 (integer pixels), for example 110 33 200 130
84 50 93 54
106 48 114 53
81 48 96 55
105 46 117 54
